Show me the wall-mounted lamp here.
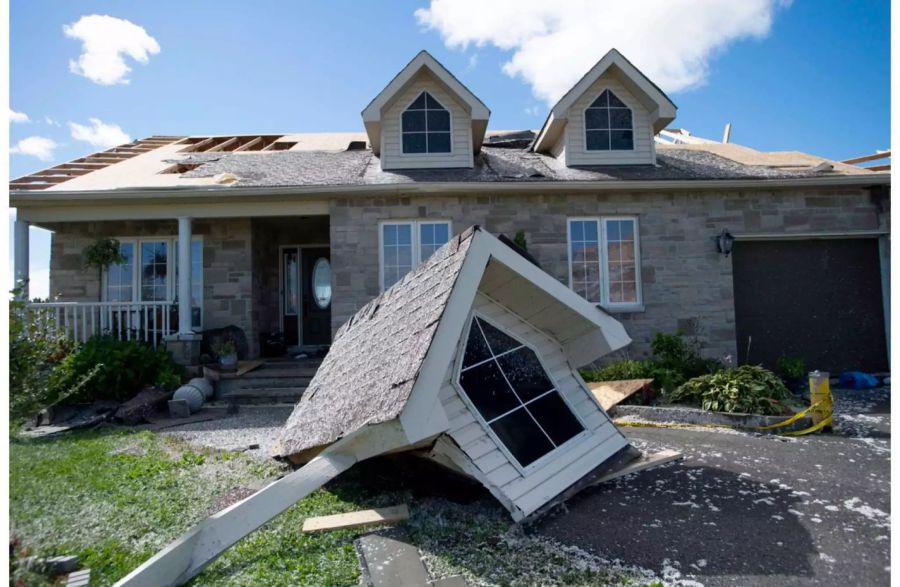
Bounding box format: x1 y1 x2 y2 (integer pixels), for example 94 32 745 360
716 229 735 257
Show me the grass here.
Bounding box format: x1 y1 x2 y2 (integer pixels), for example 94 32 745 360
11 428 659 586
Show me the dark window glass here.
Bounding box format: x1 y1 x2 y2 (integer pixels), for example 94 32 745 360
428 132 452 153
586 130 610 151
402 110 426 132
427 110 451 132
585 90 632 151
527 393 584 445
477 318 520 354
402 133 426 154
490 409 554 467
610 130 634 150
409 93 427 109
609 109 632 129
462 320 492 368
607 91 626 107
459 359 519 421
402 91 453 154
496 347 554 403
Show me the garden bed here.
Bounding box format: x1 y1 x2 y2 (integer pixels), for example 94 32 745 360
609 403 812 433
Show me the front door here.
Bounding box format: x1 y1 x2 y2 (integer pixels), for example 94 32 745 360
281 246 332 347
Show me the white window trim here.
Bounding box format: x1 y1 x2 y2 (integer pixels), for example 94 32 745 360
583 88 635 152
567 216 643 312
101 235 204 327
399 90 454 157
451 311 590 477
378 219 453 292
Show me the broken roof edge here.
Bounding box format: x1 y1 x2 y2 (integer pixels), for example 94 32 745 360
10 171 891 205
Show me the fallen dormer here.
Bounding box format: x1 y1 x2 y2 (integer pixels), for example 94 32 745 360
533 49 677 166
362 50 490 170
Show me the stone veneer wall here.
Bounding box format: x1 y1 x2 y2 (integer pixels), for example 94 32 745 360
329 187 888 361
47 218 257 355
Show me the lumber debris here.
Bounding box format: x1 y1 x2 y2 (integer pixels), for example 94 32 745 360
587 379 653 411
65 569 91 587
302 504 410 533
592 449 682 486
235 360 264 377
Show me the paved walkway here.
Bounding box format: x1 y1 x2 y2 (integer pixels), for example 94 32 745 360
538 387 890 586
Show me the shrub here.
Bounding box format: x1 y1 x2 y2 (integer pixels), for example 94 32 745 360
776 355 806 380
650 331 722 379
9 292 77 422
48 336 184 403
580 359 684 395
668 365 791 415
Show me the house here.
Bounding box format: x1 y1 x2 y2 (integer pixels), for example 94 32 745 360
10 49 891 373
113 225 636 586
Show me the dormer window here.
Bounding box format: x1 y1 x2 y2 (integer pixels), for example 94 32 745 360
401 92 451 154
585 90 633 151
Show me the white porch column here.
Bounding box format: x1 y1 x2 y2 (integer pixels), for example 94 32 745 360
177 217 193 334
13 218 30 299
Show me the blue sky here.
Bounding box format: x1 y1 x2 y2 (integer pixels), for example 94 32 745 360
9 0 891 297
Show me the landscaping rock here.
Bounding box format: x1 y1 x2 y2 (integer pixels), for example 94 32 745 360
40 555 79 575
115 386 173 425
202 325 249 360
168 399 191 419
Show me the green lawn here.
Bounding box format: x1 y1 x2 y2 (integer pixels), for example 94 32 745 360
10 429 654 586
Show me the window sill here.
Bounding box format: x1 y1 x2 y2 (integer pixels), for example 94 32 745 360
598 303 645 314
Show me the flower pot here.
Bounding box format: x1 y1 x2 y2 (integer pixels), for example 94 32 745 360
218 353 238 370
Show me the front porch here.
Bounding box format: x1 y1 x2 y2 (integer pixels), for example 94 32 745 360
17 213 334 362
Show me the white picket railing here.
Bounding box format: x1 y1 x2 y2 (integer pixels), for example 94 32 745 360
25 301 176 347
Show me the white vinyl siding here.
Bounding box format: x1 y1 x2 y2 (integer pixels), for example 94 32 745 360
380 70 473 170
567 217 642 310
437 293 628 520
564 74 654 165
379 220 452 291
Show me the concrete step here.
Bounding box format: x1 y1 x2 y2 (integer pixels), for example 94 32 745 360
216 376 313 396
219 387 305 405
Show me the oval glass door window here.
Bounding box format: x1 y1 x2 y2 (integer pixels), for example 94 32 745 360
312 258 332 309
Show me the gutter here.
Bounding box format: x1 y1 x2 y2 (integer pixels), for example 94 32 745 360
9 173 891 207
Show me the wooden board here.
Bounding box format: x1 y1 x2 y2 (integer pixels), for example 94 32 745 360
587 379 653 411
591 449 682 485
302 505 410 533
235 361 264 377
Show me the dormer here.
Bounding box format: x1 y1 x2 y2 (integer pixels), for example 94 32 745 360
362 51 490 171
533 49 676 166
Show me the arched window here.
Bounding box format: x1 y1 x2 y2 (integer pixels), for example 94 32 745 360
585 89 633 151
401 91 451 154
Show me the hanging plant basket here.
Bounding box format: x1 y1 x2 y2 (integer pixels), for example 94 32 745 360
82 238 126 270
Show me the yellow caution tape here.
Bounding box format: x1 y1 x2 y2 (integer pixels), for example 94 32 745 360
614 372 834 437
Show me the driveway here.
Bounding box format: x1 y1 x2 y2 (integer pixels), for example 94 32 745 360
538 387 891 586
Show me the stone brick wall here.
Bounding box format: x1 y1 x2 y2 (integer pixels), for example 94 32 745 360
47 218 256 355
329 187 887 361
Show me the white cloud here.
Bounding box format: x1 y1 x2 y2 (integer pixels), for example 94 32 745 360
44 116 61 127
68 118 131 149
10 136 59 161
63 14 160 85
416 0 790 104
9 109 30 123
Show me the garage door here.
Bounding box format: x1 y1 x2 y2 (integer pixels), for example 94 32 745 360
732 238 888 373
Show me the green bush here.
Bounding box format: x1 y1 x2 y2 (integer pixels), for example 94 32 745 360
9 293 77 422
668 365 791 415
48 336 184 403
776 355 806 380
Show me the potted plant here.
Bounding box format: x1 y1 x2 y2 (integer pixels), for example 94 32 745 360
776 355 806 394
212 336 238 370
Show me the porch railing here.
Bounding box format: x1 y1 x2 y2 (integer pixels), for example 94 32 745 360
25 301 177 347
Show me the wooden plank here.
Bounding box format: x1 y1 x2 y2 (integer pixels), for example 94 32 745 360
301 504 409 533
867 164 891 172
235 360 264 377
842 150 891 165
591 449 683 486
587 379 653 411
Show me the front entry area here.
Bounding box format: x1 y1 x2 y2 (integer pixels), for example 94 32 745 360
281 246 332 348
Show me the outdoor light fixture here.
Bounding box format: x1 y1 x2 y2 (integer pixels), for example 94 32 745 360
716 229 735 257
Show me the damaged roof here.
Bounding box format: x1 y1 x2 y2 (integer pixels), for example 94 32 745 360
9 130 885 194
274 227 475 457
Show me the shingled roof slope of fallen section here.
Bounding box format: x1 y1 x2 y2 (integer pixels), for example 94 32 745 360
274 227 476 457
177 146 847 188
